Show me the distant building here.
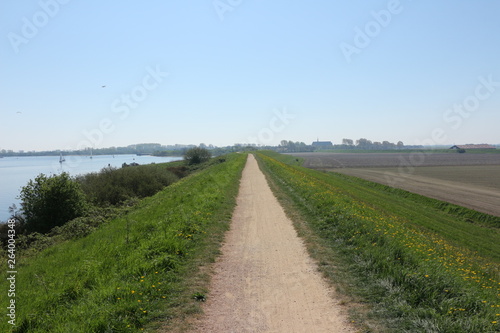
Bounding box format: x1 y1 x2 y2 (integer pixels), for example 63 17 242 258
450 144 496 150
311 140 333 149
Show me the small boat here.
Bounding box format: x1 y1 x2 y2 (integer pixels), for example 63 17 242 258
59 153 65 163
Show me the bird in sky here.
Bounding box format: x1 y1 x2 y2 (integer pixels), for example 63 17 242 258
16 111 22 114
102 85 106 88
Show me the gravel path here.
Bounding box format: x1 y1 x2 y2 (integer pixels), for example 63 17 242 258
188 154 355 333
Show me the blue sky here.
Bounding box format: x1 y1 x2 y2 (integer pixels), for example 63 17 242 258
1 1 499 151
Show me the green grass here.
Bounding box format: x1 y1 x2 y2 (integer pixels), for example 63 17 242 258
0 153 247 332
262 152 305 166
256 151 500 332
327 171 500 228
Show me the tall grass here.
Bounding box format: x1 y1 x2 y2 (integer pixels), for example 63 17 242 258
256 152 500 332
0 153 246 332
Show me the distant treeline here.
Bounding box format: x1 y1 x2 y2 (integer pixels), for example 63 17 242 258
1 143 251 157
275 139 422 153
340 138 406 149
2 139 445 157
0 143 189 157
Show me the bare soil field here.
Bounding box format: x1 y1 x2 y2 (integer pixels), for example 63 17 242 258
291 153 500 217
293 152 500 169
188 155 355 332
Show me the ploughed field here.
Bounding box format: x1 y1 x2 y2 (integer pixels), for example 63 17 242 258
291 153 500 217
293 152 500 169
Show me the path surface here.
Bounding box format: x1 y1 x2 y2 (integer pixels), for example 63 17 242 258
189 155 354 333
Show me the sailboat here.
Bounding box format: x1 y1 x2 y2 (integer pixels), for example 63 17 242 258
90 148 93 159
59 152 65 163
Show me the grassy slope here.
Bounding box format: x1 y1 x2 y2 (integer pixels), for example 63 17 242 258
0 153 247 333
309 172 500 262
256 151 500 332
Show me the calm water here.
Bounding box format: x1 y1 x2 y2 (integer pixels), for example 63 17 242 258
0 154 182 222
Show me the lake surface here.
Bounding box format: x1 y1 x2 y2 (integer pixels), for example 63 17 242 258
0 154 182 222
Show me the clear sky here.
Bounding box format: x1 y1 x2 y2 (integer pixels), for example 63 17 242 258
1 1 499 151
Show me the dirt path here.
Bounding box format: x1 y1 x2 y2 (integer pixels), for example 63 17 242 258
188 155 355 333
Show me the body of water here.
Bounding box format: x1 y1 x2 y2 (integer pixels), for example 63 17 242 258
0 154 183 222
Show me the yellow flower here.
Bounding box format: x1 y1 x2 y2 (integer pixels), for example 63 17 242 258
131 290 135 294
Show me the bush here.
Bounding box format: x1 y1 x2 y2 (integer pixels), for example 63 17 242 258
184 147 211 165
76 165 178 206
19 173 88 234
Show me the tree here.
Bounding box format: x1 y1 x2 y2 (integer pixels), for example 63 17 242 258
19 173 88 233
184 147 211 165
342 138 354 146
382 141 395 149
356 138 373 149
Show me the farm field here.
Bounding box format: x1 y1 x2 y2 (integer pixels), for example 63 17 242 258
292 152 500 169
292 153 500 217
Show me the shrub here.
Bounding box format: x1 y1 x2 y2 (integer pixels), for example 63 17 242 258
184 147 211 165
19 173 88 234
76 165 178 206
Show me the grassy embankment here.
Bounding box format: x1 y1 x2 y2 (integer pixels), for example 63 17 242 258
256 151 499 332
0 153 247 332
